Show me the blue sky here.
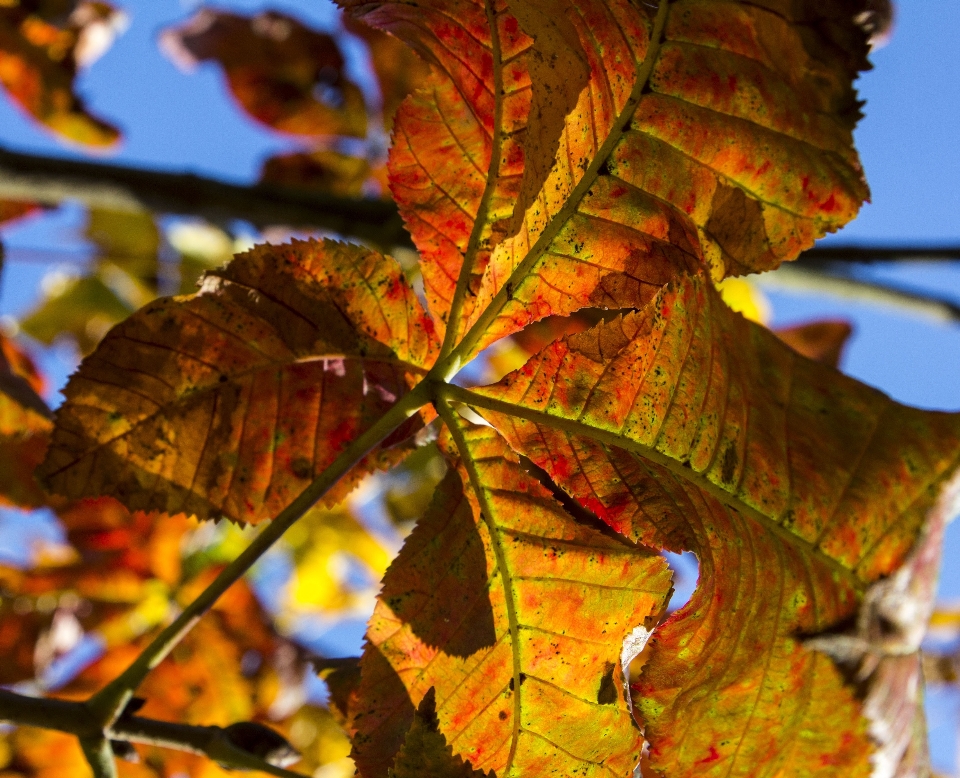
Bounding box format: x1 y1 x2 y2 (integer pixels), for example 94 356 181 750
1 0 960 769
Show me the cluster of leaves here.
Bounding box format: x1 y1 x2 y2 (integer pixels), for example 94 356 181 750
160 6 431 197
3 0 960 777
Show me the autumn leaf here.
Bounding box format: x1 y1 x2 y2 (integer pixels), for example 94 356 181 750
0 336 51 507
29 2 944 776
0 334 50 436
39 239 438 522
386 690 487 778
281 502 391 616
0 431 49 508
348 0 871 352
0 499 200 686
451 275 960 776
353 0 591 339
351 418 671 777
775 319 853 367
0 1 123 146
160 9 367 139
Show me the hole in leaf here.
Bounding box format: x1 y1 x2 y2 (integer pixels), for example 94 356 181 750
663 551 699 613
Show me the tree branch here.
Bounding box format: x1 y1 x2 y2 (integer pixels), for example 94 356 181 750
0 145 410 250
0 689 305 777
800 245 960 263
755 264 960 324
8 145 960 267
79 737 118 778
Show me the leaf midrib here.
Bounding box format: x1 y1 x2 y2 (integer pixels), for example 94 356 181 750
46 351 425 479
440 383 867 595
439 0 672 372
437 0 506 360
438 401 524 775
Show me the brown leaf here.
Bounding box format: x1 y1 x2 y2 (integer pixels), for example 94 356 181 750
40 239 439 522
160 9 367 138
775 319 853 368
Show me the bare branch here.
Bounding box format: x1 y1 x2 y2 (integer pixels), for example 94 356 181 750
0 145 410 250
5 145 960 268
755 264 960 324
0 689 306 777
801 245 960 264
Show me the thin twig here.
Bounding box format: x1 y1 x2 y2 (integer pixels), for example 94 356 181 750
85 381 433 729
0 145 411 250
755 264 960 324
6 145 960 267
0 689 305 777
801 245 960 263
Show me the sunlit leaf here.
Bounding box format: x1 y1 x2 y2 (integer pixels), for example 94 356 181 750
351 0 872 351
40 239 438 522
282 503 390 615
352 419 671 777
19 2 942 777
346 0 588 338
21 273 139 355
279 704 355 777
464 275 960 776
160 8 367 138
86 208 160 288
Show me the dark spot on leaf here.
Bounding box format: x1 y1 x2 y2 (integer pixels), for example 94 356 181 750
720 443 738 484
597 662 618 705
291 457 312 479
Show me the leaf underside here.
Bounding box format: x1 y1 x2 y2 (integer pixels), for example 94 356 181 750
352 420 671 778
32 1 960 778
39 240 438 522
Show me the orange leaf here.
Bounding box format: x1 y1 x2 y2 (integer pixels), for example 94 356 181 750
0 335 50 437
351 419 671 777
461 275 960 776
0 2 121 146
345 0 596 339
39 239 439 522
352 0 870 354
